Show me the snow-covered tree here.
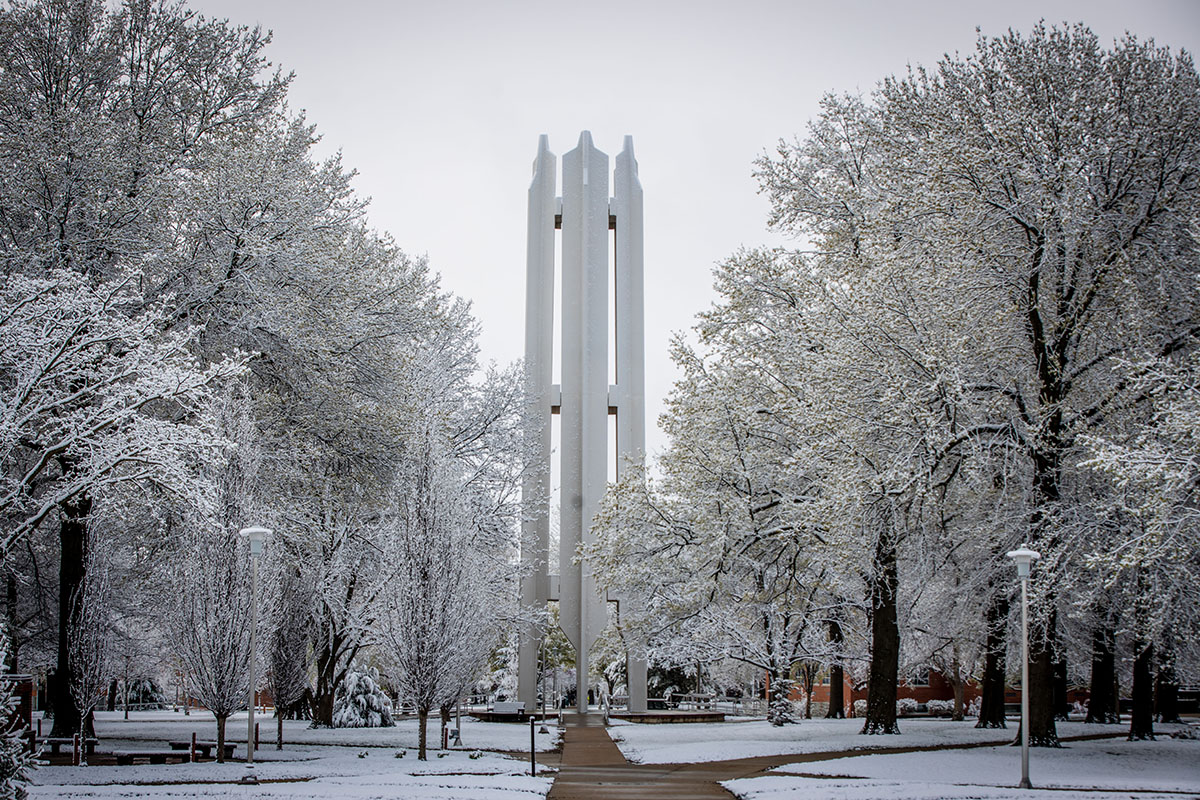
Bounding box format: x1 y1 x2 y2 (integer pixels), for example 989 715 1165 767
374 427 515 760
756 24 1200 744
165 386 264 762
0 625 33 799
331 664 394 729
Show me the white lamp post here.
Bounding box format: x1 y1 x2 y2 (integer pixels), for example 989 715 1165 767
1007 544 1040 790
240 526 271 784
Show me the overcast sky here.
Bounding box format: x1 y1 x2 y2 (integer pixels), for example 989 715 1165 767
188 0 1199 458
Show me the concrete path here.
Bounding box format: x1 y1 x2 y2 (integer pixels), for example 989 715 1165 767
547 714 734 799
546 716 1131 800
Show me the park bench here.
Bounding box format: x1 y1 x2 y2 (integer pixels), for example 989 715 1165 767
168 740 237 760
114 749 192 766
38 737 98 756
489 700 526 720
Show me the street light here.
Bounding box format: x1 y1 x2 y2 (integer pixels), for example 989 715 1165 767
1007 544 1040 790
239 526 271 785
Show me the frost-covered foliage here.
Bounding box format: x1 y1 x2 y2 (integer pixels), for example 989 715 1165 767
0 628 32 800
164 387 264 761
593 21 1200 747
926 700 954 717
768 680 798 726
896 698 919 717
332 665 394 729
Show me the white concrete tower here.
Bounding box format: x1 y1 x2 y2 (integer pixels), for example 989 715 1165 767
518 132 648 716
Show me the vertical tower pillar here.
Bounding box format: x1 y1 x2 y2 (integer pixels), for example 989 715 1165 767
517 136 555 711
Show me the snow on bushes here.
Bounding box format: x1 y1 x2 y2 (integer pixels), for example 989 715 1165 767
332 664 395 728
896 697 919 716
925 699 954 717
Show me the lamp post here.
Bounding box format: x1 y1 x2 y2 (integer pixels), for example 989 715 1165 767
240 526 271 784
1007 545 1040 790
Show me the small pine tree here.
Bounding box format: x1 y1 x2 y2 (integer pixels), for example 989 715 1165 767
0 628 33 799
331 665 395 728
768 678 798 726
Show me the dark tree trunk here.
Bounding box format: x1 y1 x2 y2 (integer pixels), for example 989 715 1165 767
1027 608 1060 746
1129 640 1155 740
276 709 284 750
106 679 118 712
311 630 349 727
1155 640 1181 724
4 571 16 671
861 524 900 735
440 704 452 747
417 707 429 760
49 495 90 738
825 617 845 719
1053 654 1069 720
976 592 1008 728
1086 624 1117 723
949 658 966 721
215 713 228 762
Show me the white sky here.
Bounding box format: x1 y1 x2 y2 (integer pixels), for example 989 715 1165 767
188 0 1199 459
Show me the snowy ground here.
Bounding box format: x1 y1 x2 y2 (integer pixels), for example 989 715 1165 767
608 715 1129 764
724 732 1200 800
27 710 556 799
27 711 1200 799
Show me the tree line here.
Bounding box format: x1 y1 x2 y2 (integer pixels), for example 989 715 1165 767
590 23 1200 743
0 0 523 773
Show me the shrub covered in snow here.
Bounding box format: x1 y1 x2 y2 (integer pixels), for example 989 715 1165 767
926 699 954 717
0 629 32 799
896 697 919 716
967 696 982 718
767 679 798 726
852 699 867 716
332 664 395 728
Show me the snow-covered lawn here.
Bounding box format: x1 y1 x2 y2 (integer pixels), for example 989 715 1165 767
78 708 559 752
609 715 1128 764
27 710 555 799
724 732 1200 800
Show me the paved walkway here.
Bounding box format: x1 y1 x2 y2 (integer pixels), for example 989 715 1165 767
547 714 734 799
546 716 1131 799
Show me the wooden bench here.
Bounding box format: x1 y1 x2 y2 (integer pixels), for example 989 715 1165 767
168 740 236 760
38 737 98 756
114 750 192 766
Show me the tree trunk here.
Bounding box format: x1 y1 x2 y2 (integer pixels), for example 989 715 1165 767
826 664 845 719
861 525 900 735
826 618 845 719
1027 608 1060 746
417 707 429 760
311 638 340 727
277 709 284 750
976 592 1008 728
49 495 90 738
215 713 228 763
950 669 966 722
106 679 118 712
1053 654 1069 720
1086 624 1117 724
1129 640 1154 740
1155 640 1181 724
440 704 452 748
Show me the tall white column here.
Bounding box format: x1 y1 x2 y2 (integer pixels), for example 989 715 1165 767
559 132 610 712
517 136 556 712
613 137 648 714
